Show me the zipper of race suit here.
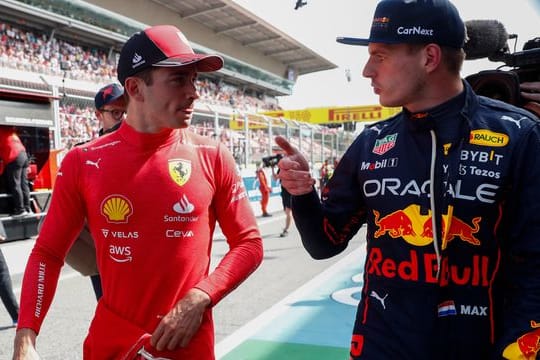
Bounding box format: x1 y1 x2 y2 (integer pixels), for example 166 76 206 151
429 129 442 280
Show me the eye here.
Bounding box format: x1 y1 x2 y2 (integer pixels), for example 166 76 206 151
374 54 385 62
172 75 188 85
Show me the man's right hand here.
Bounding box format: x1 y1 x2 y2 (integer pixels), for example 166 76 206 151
13 328 40 360
274 136 316 195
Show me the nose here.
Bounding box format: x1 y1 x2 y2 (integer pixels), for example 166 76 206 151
362 59 374 79
191 83 200 101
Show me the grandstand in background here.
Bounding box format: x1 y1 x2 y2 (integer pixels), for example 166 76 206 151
0 0 347 240
0 0 343 158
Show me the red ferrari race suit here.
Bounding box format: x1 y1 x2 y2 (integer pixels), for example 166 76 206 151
18 123 263 359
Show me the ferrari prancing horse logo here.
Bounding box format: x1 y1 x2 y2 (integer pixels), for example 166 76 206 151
168 159 191 186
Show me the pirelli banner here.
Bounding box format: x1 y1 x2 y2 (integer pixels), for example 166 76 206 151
229 105 402 130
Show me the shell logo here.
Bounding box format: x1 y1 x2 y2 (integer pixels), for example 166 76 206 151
100 195 133 223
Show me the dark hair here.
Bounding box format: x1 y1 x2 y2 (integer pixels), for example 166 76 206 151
440 46 465 75
133 67 155 86
405 43 464 75
124 67 154 104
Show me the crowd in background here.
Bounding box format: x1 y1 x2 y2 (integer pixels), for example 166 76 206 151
59 101 333 167
0 22 116 83
0 21 281 111
1 20 336 167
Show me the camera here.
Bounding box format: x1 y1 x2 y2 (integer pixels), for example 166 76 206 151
465 32 540 107
262 154 283 167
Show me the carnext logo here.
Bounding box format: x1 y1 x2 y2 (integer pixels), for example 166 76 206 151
397 26 434 36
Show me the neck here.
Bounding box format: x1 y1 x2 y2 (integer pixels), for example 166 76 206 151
405 76 464 113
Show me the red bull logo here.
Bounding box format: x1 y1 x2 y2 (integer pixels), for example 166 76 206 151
367 247 489 286
369 205 488 286
373 205 482 249
503 320 540 360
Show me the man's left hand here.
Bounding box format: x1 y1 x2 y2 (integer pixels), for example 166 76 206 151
150 288 211 351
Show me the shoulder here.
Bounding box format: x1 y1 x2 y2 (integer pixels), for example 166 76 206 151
350 111 403 149
185 130 220 148
474 96 539 131
364 112 402 136
77 132 122 151
477 96 536 118
184 130 233 162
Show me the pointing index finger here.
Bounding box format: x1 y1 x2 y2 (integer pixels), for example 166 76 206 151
275 135 297 156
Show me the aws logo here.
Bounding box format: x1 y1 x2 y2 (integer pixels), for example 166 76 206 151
469 130 509 147
109 245 132 263
101 195 133 223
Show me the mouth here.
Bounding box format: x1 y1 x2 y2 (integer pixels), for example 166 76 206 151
180 107 194 115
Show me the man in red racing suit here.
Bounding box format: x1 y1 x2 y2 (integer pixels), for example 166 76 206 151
13 25 263 359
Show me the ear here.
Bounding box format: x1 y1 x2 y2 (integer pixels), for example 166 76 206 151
124 77 145 102
423 44 442 73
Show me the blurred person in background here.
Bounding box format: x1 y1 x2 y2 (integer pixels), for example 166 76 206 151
94 83 126 136
0 126 30 217
0 221 18 328
256 162 272 217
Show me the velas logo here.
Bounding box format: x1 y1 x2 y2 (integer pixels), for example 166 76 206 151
372 133 398 155
101 195 133 223
169 159 191 186
469 130 509 147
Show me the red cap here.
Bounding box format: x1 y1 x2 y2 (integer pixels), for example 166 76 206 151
117 25 224 85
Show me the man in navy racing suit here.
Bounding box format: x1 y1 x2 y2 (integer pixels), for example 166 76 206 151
275 0 540 359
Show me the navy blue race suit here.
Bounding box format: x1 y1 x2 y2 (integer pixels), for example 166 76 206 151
292 82 540 359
